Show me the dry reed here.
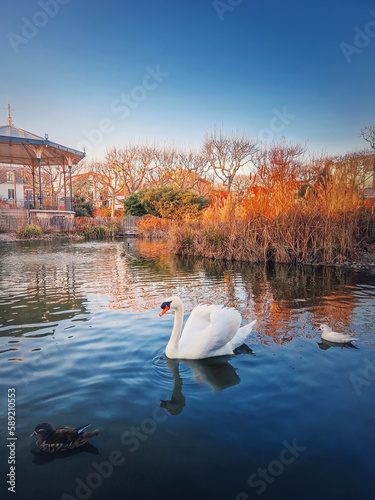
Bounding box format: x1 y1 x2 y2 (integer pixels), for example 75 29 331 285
166 176 372 264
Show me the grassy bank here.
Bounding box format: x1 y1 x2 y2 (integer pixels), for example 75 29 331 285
167 212 366 264
74 218 121 239
13 219 122 240
139 178 374 264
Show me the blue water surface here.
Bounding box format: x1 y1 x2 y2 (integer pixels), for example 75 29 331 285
0 239 374 500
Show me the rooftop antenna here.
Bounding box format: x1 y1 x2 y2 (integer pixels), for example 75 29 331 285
6 98 13 127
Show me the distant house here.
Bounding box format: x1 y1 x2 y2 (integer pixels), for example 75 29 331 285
0 166 32 208
70 171 124 210
331 153 375 199
70 171 101 205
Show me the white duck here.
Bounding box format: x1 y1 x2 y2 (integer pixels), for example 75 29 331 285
159 296 256 359
319 324 358 344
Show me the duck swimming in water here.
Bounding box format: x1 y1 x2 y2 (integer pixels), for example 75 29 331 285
30 423 99 452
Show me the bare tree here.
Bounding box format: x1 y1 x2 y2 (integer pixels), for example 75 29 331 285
108 144 155 196
231 174 252 194
150 146 179 186
253 140 306 186
252 140 307 214
44 163 82 207
148 146 212 195
203 130 258 193
93 155 123 218
361 125 375 150
331 150 375 194
177 150 210 192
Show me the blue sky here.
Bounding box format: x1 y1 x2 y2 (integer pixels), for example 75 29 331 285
1 0 375 159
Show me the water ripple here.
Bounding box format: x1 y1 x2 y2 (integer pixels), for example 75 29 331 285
1 240 375 499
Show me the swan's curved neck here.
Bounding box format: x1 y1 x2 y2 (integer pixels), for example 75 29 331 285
166 303 184 358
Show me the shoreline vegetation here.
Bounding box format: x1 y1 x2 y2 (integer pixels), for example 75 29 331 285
165 192 373 265
0 220 375 272
1 134 375 271
2 206 375 272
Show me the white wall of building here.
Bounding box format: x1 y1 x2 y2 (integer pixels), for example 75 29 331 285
0 170 26 203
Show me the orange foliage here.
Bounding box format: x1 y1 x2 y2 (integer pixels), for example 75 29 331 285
168 146 373 263
136 215 174 239
137 215 168 230
93 207 123 218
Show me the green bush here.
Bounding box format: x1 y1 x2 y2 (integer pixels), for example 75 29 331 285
124 187 209 219
77 224 105 239
103 220 120 236
73 195 94 217
76 220 120 239
16 224 43 238
123 193 148 216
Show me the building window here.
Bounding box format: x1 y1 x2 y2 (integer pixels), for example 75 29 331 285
8 189 15 200
6 171 14 183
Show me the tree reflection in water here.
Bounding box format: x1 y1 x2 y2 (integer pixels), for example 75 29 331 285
117 240 368 345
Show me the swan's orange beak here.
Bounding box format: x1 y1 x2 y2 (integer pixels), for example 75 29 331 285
159 305 170 317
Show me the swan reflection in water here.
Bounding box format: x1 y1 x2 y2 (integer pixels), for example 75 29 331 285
160 346 255 416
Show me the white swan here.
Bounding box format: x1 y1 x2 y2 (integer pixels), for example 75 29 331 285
319 324 358 344
159 296 256 359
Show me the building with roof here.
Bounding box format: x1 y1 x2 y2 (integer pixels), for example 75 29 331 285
0 103 86 232
70 171 125 213
331 152 375 200
0 166 32 208
0 102 85 210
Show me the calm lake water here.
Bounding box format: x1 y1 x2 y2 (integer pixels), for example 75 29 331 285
1 239 375 500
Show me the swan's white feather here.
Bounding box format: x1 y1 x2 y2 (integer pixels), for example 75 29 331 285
162 297 256 359
179 304 241 358
230 320 257 350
